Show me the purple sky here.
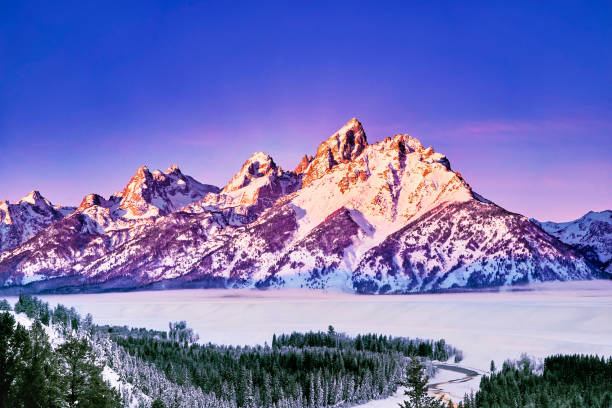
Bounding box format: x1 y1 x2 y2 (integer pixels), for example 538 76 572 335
1 1 611 222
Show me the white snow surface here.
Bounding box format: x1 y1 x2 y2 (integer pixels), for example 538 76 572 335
101 365 148 408
5 280 609 405
7 311 64 347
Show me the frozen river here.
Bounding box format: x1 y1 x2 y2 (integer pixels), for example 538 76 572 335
5 280 612 403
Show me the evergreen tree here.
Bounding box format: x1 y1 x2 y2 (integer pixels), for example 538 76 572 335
14 321 63 407
463 354 612 408
151 398 167 408
0 299 11 311
58 336 121 407
0 313 28 408
398 358 444 408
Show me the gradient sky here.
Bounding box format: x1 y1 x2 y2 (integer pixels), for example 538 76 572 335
1 1 611 222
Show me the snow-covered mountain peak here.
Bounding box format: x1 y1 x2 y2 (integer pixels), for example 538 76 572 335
118 166 156 217
533 210 612 270
187 152 302 224
584 210 612 222
18 190 52 207
291 131 475 241
76 193 112 213
113 165 219 219
165 164 181 174
1 191 76 253
302 118 368 187
222 152 280 193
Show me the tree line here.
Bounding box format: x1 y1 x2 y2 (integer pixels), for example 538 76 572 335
112 331 407 407
272 327 461 362
458 354 612 408
105 325 460 407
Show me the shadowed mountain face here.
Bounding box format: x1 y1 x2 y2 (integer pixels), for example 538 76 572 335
0 119 605 293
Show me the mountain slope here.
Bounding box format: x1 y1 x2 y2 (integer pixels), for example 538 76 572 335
353 200 594 293
0 119 602 293
0 191 76 254
533 210 612 275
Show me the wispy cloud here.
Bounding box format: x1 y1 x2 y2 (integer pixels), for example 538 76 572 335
449 117 612 140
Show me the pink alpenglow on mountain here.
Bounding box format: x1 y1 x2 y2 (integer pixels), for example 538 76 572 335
0 119 606 293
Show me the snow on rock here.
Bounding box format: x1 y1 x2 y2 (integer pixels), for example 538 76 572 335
0 191 76 254
301 118 368 187
533 210 612 273
188 151 302 224
353 200 594 293
116 164 220 219
7 311 64 347
0 119 604 293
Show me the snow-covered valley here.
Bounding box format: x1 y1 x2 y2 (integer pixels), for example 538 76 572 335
6 280 611 405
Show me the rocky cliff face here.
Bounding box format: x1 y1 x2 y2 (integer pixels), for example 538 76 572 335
0 119 604 293
301 118 368 187
116 164 220 219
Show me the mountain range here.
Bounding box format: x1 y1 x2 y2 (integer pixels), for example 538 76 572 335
1 119 609 293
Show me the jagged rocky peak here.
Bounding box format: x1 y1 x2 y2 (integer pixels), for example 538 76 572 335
165 164 181 174
18 190 52 207
76 193 112 213
330 118 368 161
294 154 313 175
0 190 76 254
302 118 368 187
117 164 220 218
223 152 281 193
14 190 76 216
380 133 450 166
118 165 154 216
288 127 479 237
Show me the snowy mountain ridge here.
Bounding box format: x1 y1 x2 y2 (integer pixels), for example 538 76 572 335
0 190 76 253
532 210 612 275
0 118 607 293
